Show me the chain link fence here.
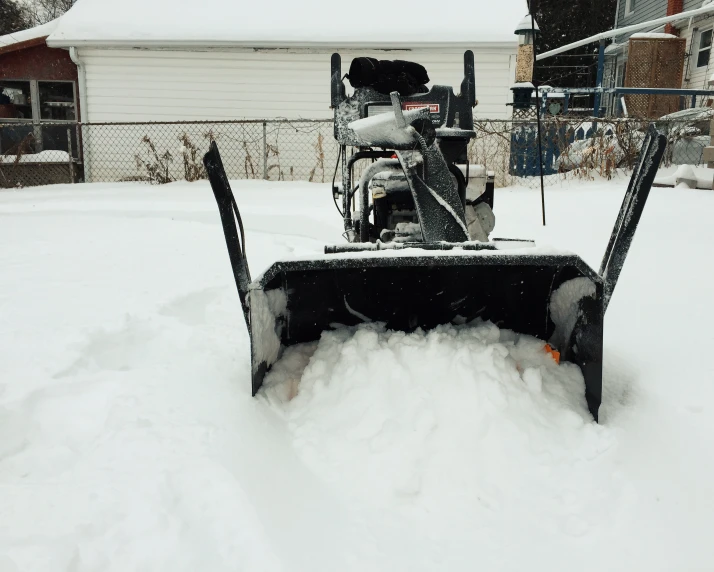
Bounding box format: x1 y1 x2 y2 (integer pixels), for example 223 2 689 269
2 115 712 189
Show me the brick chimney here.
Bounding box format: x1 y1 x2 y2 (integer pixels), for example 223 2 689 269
665 0 684 35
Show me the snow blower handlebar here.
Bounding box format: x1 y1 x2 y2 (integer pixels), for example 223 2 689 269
204 141 251 328
599 125 667 311
461 49 476 108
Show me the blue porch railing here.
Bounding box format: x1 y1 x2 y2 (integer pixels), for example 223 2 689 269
509 121 616 177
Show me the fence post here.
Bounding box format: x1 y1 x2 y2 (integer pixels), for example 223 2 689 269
593 39 605 119
67 127 74 184
81 123 92 182
262 121 267 180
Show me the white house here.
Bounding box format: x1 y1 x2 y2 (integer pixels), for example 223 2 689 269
44 0 525 182
46 0 525 122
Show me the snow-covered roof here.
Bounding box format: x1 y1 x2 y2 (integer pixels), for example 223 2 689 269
0 19 60 51
47 0 526 48
514 15 540 34
630 32 678 39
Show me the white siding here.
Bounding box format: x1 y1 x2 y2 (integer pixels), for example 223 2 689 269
681 17 714 91
78 47 516 122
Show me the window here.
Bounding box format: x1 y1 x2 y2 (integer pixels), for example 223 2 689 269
0 80 77 155
0 80 76 122
0 81 32 120
625 0 636 16
39 81 76 121
616 63 626 88
697 29 712 68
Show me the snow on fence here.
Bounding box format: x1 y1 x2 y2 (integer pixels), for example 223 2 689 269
1 117 711 189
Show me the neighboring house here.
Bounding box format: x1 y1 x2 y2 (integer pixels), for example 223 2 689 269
45 0 523 122
0 19 80 156
42 0 525 182
0 19 83 186
604 0 670 103
676 0 714 89
604 0 714 115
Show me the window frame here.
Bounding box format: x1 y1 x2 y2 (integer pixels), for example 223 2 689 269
1 79 78 155
0 79 77 124
37 80 78 123
625 0 636 17
616 62 627 88
697 28 713 68
0 79 35 123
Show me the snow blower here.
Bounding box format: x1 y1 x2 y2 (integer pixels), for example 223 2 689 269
204 51 666 422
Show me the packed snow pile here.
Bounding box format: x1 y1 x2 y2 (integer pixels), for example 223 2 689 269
654 163 713 189
261 320 616 525
0 150 71 164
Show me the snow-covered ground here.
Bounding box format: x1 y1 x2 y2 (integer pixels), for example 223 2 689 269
1 175 713 571
0 151 71 164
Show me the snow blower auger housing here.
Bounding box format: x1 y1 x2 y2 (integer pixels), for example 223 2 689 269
204 53 666 423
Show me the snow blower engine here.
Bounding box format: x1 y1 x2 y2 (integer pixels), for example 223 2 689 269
204 51 667 423
330 51 496 244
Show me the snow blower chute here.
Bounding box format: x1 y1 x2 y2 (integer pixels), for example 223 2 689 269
204 51 666 422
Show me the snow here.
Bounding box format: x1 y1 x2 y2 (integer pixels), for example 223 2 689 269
250 288 288 371
47 0 525 48
1 176 714 570
548 277 597 350
655 163 714 189
260 320 604 513
659 105 714 121
348 110 425 146
0 19 60 50
514 14 540 33
0 150 70 164
630 32 678 39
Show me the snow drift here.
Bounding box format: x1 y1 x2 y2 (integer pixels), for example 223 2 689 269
261 320 615 523
2 179 714 571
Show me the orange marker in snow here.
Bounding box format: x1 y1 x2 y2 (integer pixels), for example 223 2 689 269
544 344 560 364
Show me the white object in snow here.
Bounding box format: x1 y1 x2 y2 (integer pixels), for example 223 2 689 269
655 164 714 189
673 164 699 189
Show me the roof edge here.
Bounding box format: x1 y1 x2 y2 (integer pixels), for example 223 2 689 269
0 36 49 56
46 37 517 50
